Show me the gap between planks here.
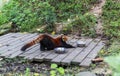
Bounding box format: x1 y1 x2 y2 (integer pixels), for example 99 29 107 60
0 33 105 67
32 36 75 62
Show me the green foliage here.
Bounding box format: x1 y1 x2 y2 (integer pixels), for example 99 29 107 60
1 0 97 33
25 68 30 76
0 23 12 35
102 0 120 38
51 63 58 69
50 63 65 76
0 13 8 25
104 40 120 76
105 54 120 76
48 0 94 21
107 41 120 56
64 13 97 37
57 67 65 75
2 0 56 32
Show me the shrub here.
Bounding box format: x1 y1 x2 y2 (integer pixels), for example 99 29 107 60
0 13 8 25
102 0 120 38
1 0 98 33
2 0 56 32
104 40 120 76
63 13 97 37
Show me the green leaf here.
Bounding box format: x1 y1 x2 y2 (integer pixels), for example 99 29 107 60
25 68 30 76
50 70 56 76
51 64 58 69
57 67 65 75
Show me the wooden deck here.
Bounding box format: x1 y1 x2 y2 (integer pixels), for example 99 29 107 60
0 33 105 67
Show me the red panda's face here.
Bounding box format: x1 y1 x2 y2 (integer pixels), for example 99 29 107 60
62 35 68 41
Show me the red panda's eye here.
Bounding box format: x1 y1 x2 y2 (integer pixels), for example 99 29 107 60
62 38 65 41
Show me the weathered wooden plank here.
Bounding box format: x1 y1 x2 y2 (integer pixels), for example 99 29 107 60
0 33 13 43
18 44 39 57
12 46 40 59
72 39 101 64
0 33 32 55
0 33 29 47
0 33 12 40
31 35 58 61
37 38 77 62
0 33 22 45
1 33 29 46
80 41 105 67
44 39 77 61
25 46 42 60
61 38 93 65
0 33 106 67
7 34 39 58
51 48 75 64
0 34 38 58
10 35 65 58
87 41 105 58
11 34 57 58
0 33 29 54
32 36 59 61
43 50 57 61
25 49 42 60
34 51 52 62
79 58 92 67
51 39 81 64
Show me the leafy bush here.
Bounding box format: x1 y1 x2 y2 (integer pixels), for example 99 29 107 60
63 13 97 37
1 0 98 33
106 41 120 56
48 0 95 21
50 64 65 76
2 0 56 32
0 13 8 25
102 0 120 38
104 40 120 76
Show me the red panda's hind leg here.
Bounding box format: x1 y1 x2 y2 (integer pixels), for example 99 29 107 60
40 37 55 51
40 44 46 51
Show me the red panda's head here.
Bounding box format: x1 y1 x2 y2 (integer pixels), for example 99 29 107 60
61 35 68 42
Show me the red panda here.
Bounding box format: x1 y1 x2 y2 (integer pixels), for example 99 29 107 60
21 34 75 51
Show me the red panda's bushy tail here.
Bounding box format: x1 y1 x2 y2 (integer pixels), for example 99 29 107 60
21 35 43 51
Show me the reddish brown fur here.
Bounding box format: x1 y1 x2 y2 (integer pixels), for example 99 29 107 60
21 34 68 51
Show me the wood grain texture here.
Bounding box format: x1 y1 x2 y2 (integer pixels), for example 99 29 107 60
0 33 105 67
72 39 101 64
61 39 93 65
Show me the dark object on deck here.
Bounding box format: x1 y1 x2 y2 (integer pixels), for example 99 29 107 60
77 41 86 47
54 47 67 54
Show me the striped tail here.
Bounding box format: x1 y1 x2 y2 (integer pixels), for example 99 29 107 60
21 35 43 51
